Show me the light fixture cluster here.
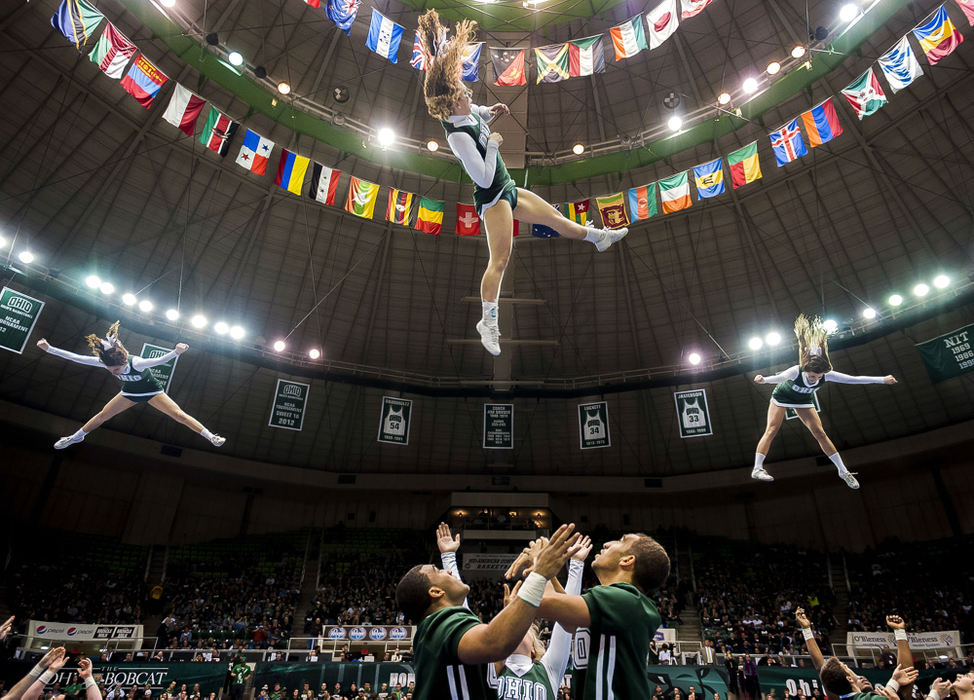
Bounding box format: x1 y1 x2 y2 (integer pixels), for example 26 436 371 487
1 235 35 264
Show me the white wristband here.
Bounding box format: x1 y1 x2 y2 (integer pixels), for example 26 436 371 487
29 665 46 679
886 679 900 693
893 629 908 642
85 677 98 689
801 628 814 641
516 572 547 608
928 689 942 700
39 670 56 684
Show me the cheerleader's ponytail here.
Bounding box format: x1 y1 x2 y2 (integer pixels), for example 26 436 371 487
86 321 128 366
794 314 832 372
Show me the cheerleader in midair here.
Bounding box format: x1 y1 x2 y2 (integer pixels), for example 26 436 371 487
37 321 225 449
417 10 628 356
751 315 897 489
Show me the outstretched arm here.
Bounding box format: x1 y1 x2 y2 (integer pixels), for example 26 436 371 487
3 647 66 700
446 130 499 189
131 344 186 371
436 522 468 610
37 341 103 367
754 366 800 385
539 539 591 691
826 370 896 385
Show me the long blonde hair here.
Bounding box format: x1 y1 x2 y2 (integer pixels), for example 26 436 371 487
85 320 128 366
418 10 478 121
794 314 832 372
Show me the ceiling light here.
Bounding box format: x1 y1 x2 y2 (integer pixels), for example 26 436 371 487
122 293 138 306
308 348 321 360
748 337 764 351
742 78 758 93
0 235 7 249
85 274 101 289
138 299 154 313
791 45 807 58
667 115 683 131
862 307 877 320
228 51 243 66
165 308 180 321
229 325 245 340
273 340 286 352
765 331 782 346
839 3 860 22
190 314 207 329
214 321 229 335
933 274 950 289
822 319 838 334
376 127 395 148
717 92 731 105
688 352 702 366
913 283 930 297
766 61 781 75
99 282 115 295
888 294 903 307
426 139 439 152
572 143 585 155
277 82 291 95
17 250 34 264
160 0 176 6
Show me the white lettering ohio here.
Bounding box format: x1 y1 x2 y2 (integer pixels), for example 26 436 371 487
7 296 33 313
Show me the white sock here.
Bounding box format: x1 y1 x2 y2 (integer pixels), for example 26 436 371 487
72 429 87 440
828 452 847 472
583 228 604 244
482 301 498 324
754 453 766 468
200 428 214 441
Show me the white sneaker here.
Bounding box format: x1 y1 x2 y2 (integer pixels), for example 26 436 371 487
838 469 860 490
595 226 628 252
54 433 84 450
751 466 774 482
210 434 226 447
476 320 501 356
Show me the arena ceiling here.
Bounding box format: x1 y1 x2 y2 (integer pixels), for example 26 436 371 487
0 0 972 478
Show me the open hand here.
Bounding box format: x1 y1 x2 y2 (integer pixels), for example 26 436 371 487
0 615 13 641
436 522 460 554
571 536 593 562
505 537 548 580
930 678 950 696
891 665 918 686
532 524 580 579
38 647 66 670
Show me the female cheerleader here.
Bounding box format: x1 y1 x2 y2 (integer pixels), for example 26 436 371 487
36 321 225 449
417 10 628 356
751 315 896 489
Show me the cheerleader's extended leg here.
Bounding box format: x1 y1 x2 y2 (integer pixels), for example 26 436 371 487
795 407 859 490
148 393 226 447
476 198 514 356
514 188 628 251
55 393 135 449
751 402 786 481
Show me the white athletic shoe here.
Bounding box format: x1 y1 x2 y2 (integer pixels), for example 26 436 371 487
595 226 628 252
210 434 226 447
838 469 860 490
476 320 501 356
751 466 774 482
54 433 84 450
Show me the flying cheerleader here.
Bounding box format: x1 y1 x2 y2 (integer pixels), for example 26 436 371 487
751 314 897 489
36 321 225 450
416 10 628 356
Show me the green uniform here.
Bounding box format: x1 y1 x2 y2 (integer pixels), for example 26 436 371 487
771 369 820 408
494 662 554 700
442 109 517 216
117 357 166 400
413 606 493 700
230 664 251 685
571 583 661 700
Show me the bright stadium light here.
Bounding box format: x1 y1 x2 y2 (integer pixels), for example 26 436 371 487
913 283 930 297
426 139 439 152
742 77 758 93
229 325 245 340
190 314 207 329
0 235 8 249
273 340 286 352
85 274 101 289
888 294 903 306
376 127 396 148
766 61 781 75
165 308 180 321
717 92 731 105
308 348 321 360
748 337 764 351
688 352 702 366
791 45 807 58
214 321 229 335
823 319 839 334
99 282 115 295
277 82 291 95
839 3 860 22
933 274 950 289
667 115 683 131
18 250 35 264
122 293 138 306
572 143 585 155
765 331 782 346
228 51 244 67
862 307 877 320
138 299 154 313
160 0 176 6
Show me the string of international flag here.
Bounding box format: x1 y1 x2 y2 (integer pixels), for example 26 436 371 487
50 0 970 238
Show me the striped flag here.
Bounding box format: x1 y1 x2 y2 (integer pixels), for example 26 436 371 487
596 193 630 229
274 149 311 195
198 107 238 156
50 0 103 48
88 23 136 79
727 142 762 189
627 183 658 221
345 177 380 218
309 163 341 205
568 35 606 76
415 197 445 235
878 36 924 92
956 0 974 24
609 16 648 59
912 5 964 64
647 0 679 49
565 200 590 225
366 10 404 63
659 171 692 213
120 54 169 109
162 84 207 136
386 189 414 225
800 97 843 147
692 158 725 198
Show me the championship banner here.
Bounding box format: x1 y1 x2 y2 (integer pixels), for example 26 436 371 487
674 389 713 438
254 662 415 693
378 396 412 445
483 403 513 449
786 391 820 420
319 626 413 643
847 629 962 651
461 553 517 572
140 343 178 392
268 378 310 431
578 401 610 449
0 287 45 354
28 619 142 641
915 323 974 383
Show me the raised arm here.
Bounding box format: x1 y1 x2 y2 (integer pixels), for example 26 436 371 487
37 340 103 367
131 344 186 371
539 538 591 691
436 522 468 610
754 366 800 385
77 658 101 700
886 616 915 696
446 129 499 189
3 648 66 700
825 370 896 385
795 608 826 672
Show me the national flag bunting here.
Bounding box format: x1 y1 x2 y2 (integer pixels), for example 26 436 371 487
596 193 630 229
162 84 206 136
568 35 606 76
416 197 445 235
490 48 527 86
386 189 414 225
235 129 275 175
800 98 843 148
727 142 762 189
647 0 679 49
878 36 924 92
912 6 964 64
532 223 560 238
565 200 590 225
309 163 341 205
274 149 311 195
51 0 104 48
88 23 136 79
455 203 481 235
325 0 359 35
120 54 169 109
627 183 658 221
535 44 570 83
366 10 404 63
609 16 648 60
304 0 321 6
659 172 692 213
680 0 715 19
198 107 238 156
462 43 482 82
410 33 429 71
693 158 725 199
769 118 808 167
841 68 887 120
345 177 380 219
955 0 974 25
